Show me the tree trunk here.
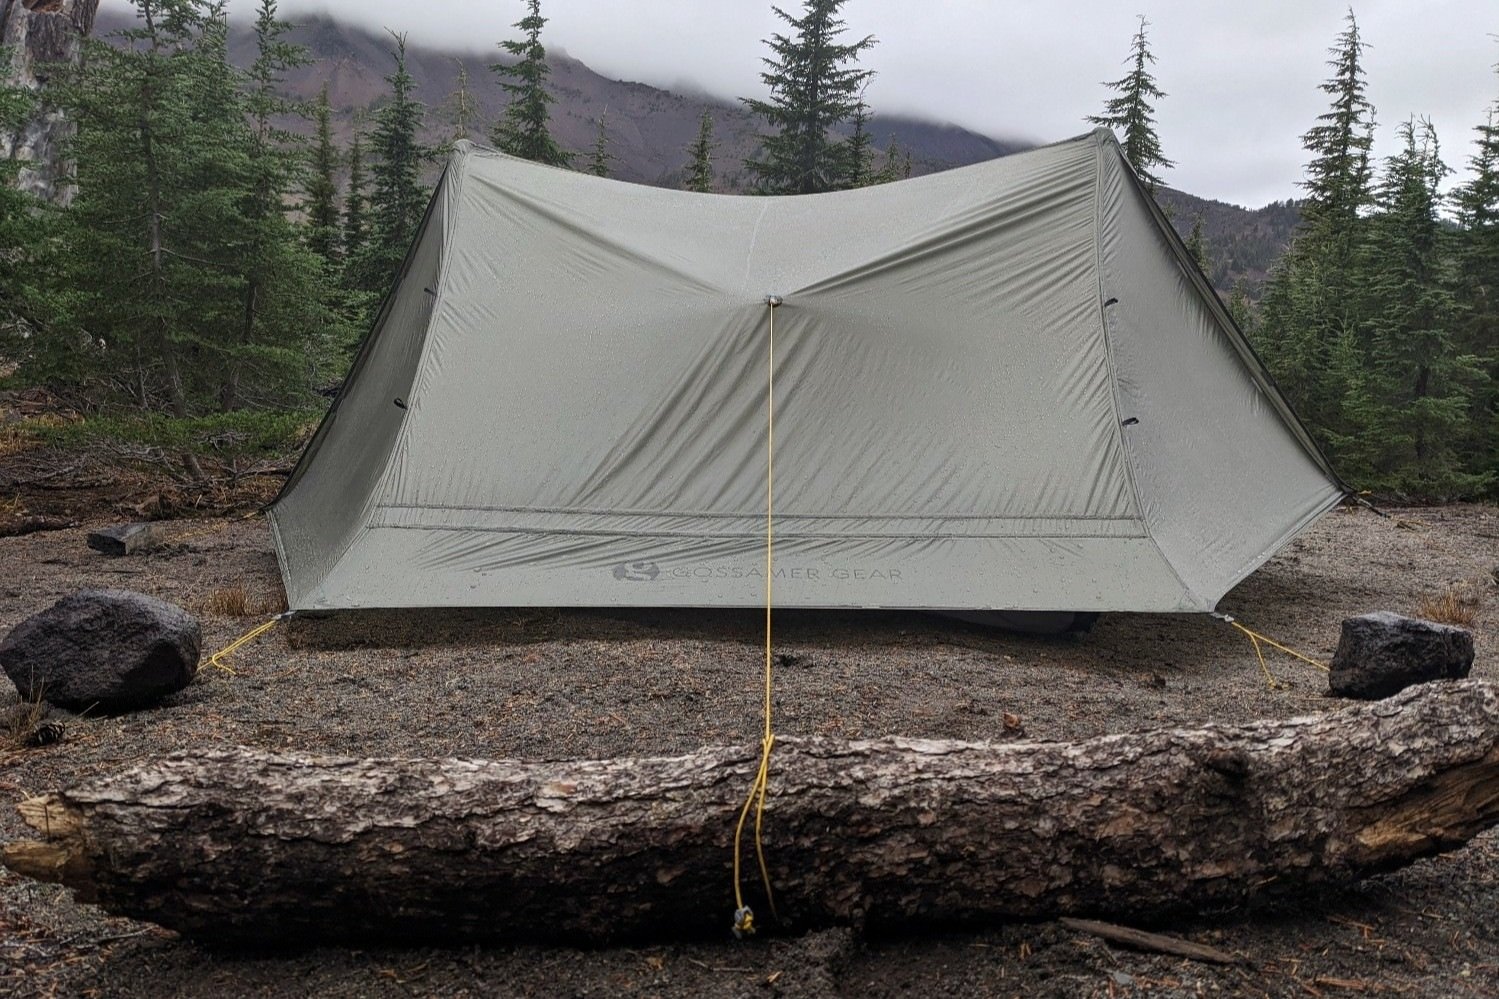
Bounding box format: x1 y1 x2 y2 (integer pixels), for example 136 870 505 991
6 680 1498 948
0 0 99 205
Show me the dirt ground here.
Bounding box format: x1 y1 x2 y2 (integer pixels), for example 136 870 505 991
0 503 1496 998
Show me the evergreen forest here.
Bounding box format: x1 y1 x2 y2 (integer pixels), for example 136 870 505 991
0 1 1495 500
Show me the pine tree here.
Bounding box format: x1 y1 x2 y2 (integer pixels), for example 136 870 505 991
587 108 613 178
1087 15 1173 192
870 138 911 184
1457 108 1499 236
1298 10 1376 260
1255 250 1339 430
1185 214 1210 272
490 0 570 166
333 129 380 350
175 5 255 411
52 0 219 414
844 99 874 187
348 32 427 295
1451 66 1499 488
305 84 341 262
342 132 368 263
1226 281 1256 335
683 109 716 193
220 0 325 411
1346 120 1486 495
742 0 876 195
843 98 910 188
1255 10 1377 448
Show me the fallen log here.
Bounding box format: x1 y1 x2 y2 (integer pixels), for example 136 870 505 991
5 680 1498 947
0 515 75 538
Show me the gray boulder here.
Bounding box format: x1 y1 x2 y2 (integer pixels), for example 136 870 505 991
0 589 201 712
1328 611 1474 700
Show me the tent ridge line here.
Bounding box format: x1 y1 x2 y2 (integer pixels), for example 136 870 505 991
485 179 725 297
785 179 1096 300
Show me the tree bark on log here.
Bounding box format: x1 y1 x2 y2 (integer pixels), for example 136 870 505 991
5 680 1499 947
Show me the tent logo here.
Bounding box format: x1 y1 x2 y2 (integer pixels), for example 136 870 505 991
612 561 661 582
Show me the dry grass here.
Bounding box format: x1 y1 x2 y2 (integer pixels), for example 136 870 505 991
25 412 81 429
1 689 50 753
1415 583 1482 627
260 589 289 616
195 584 287 618
198 585 251 617
0 428 37 459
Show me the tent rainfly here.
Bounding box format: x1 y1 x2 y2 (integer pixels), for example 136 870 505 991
269 129 1346 614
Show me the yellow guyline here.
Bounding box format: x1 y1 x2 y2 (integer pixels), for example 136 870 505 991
1211 612 1329 689
733 295 783 939
206 611 292 674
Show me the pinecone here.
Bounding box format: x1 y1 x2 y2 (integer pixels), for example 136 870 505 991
25 719 65 748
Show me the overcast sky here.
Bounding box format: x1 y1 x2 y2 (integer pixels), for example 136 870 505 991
111 1 1498 208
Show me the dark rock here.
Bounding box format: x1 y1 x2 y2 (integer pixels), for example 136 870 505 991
1328 611 1474 700
0 589 201 712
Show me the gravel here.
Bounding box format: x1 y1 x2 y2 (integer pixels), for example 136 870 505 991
0 503 1495 998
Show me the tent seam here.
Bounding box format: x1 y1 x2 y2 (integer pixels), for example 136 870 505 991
1089 133 1202 610
372 502 1146 523
266 510 298 607
362 524 1154 542
737 201 772 297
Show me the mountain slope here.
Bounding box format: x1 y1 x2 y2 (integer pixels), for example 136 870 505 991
95 9 1027 186
92 8 1295 291
1156 190 1300 293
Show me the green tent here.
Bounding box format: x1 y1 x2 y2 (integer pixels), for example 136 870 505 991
271 130 1344 613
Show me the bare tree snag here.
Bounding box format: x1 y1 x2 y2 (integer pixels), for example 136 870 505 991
1 0 99 204
5 680 1499 947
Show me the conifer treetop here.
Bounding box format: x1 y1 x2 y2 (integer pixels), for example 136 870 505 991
741 0 876 195
490 0 571 167
1087 14 1173 192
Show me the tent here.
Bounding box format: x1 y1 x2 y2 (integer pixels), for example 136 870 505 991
269 129 1346 614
